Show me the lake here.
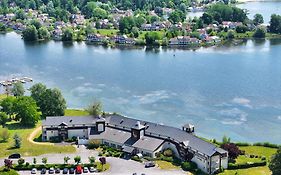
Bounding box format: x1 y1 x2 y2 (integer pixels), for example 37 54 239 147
1 33 280 144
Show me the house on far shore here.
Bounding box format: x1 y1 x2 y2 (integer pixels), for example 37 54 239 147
86 34 106 43
169 36 200 46
112 35 135 45
42 114 228 174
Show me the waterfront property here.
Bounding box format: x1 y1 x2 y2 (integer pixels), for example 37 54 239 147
42 114 228 174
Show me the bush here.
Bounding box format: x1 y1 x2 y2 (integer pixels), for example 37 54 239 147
18 158 25 165
163 149 173 157
228 161 267 170
181 161 197 171
49 136 61 143
87 139 101 149
0 128 10 142
131 156 142 162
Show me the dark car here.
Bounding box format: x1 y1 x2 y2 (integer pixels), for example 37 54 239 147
145 161 155 168
69 168 75 174
55 168 60 174
62 168 68 174
8 153 21 159
41 168 47 174
49 167 55 174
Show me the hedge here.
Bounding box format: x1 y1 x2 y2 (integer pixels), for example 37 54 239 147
228 161 267 170
181 161 197 171
13 163 96 171
253 142 280 149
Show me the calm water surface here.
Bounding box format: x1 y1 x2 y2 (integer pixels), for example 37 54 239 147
0 33 281 143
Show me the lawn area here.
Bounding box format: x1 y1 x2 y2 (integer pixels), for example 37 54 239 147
239 146 277 161
218 146 277 175
219 166 271 175
0 122 76 158
0 94 7 100
64 109 89 116
95 29 118 37
155 160 180 170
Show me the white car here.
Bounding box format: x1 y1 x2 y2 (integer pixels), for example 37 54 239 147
31 168 37 174
89 167 97 172
83 167 89 173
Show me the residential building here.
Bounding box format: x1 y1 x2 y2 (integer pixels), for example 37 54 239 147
42 114 228 174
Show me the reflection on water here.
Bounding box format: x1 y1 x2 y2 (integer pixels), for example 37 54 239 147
0 32 281 143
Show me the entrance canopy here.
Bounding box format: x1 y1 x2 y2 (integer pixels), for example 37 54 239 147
122 145 135 153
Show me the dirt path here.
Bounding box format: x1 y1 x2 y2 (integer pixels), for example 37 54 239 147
28 126 54 145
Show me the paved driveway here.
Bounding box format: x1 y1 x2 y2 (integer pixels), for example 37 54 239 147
1 145 187 175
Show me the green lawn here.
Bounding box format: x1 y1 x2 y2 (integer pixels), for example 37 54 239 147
0 122 75 158
218 146 277 175
235 155 261 164
95 29 118 37
239 146 277 161
64 109 89 116
155 160 180 170
0 94 7 100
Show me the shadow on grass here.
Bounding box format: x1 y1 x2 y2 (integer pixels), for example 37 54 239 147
6 122 34 130
33 134 42 142
7 146 19 150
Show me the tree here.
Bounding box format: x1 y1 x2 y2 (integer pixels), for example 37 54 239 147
201 13 213 25
13 96 41 126
227 30 235 39
22 25 38 41
253 27 266 38
87 101 102 116
0 128 10 142
145 32 160 45
13 133 21 148
88 156 95 164
0 97 16 116
11 82 25 97
18 158 25 165
29 19 42 30
119 16 135 34
74 156 81 164
4 159 13 170
30 84 66 118
42 157 47 164
269 147 281 175
64 156 70 164
15 9 26 20
93 7 108 19
221 143 241 160
168 10 185 24
253 14 264 25
38 27 50 40
235 25 248 33
33 158 37 165
222 135 231 144
269 14 281 34
0 22 7 32
62 27 74 41
99 157 106 171
0 112 9 126
131 27 139 38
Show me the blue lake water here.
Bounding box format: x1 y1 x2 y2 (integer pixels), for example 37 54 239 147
0 32 281 143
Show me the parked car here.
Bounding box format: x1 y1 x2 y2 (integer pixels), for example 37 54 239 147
49 167 55 174
132 173 137 175
76 165 82 174
89 167 97 172
62 168 68 174
41 168 47 174
83 167 89 173
55 168 60 174
69 168 75 174
8 153 21 159
31 168 37 174
145 161 155 168
141 173 146 175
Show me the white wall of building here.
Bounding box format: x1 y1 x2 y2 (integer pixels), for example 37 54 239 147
46 130 58 140
221 156 228 169
191 154 208 174
68 129 88 139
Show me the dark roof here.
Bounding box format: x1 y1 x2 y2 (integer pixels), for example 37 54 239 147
42 116 97 126
106 114 226 156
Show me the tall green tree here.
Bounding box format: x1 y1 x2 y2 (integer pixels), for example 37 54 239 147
11 82 25 97
269 14 281 34
86 101 102 116
0 96 16 116
0 112 9 127
253 13 264 25
62 27 73 41
38 26 50 40
13 96 41 126
22 25 38 41
269 147 281 175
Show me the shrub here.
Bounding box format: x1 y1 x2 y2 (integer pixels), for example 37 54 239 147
181 161 197 171
131 156 142 162
0 128 10 142
49 136 61 143
228 161 267 170
163 149 173 157
87 139 101 149
74 156 81 164
88 156 95 164
13 133 21 148
18 158 25 165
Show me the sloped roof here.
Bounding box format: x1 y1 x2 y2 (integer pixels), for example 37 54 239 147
42 116 97 126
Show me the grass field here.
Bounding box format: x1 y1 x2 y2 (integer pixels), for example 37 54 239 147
0 94 7 100
218 146 277 175
64 109 89 116
155 160 180 170
0 122 76 158
95 29 118 37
